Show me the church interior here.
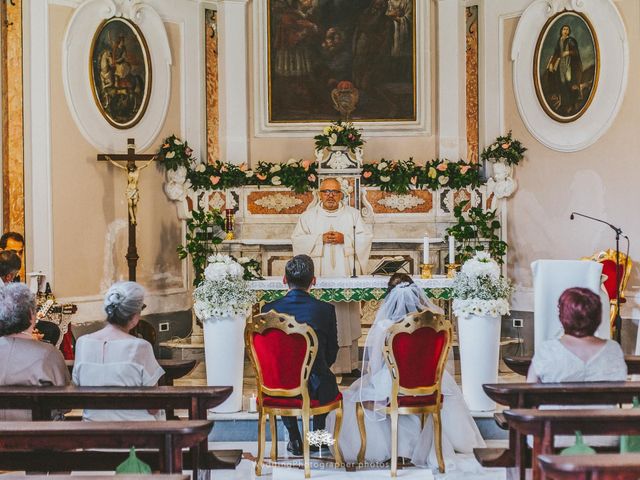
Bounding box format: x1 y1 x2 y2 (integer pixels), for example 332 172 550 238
2 0 640 478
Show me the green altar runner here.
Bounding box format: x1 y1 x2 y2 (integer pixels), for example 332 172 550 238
249 275 453 303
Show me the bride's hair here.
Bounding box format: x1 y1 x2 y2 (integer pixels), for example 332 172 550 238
386 272 414 295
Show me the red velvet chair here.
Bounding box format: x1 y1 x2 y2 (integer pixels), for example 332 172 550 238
355 309 452 476
583 249 632 337
246 310 344 478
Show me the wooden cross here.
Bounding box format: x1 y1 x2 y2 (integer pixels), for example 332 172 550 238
98 138 157 281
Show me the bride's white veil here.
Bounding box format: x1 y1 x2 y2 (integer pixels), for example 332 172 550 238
356 280 444 420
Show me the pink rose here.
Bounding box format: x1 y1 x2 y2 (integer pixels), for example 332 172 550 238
239 163 248 172
308 174 316 182
410 176 417 185
210 176 221 185
162 143 170 148
302 160 311 171
256 173 267 181
363 171 372 178
460 165 470 174
221 165 227 172
185 147 193 156
436 162 448 171
502 142 511 149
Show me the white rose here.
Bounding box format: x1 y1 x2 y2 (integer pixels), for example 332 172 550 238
195 163 206 173
174 139 183 145
165 151 175 159
270 164 281 173
380 176 391 182
329 133 338 146
377 162 387 171
238 257 250 264
286 158 297 165
438 176 449 185
204 262 228 281
271 176 282 185
245 170 254 178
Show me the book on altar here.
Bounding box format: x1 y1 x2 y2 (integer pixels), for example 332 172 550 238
369 256 410 276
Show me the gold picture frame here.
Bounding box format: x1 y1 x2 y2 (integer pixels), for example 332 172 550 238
90 17 152 129
533 10 599 123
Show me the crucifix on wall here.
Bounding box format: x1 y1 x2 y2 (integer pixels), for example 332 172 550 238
97 138 156 281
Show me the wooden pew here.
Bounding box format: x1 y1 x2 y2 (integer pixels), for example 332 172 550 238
476 381 639 472
0 420 212 473
0 385 238 473
503 355 640 377
538 453 640 480
64 359 197 386
505 408 640 480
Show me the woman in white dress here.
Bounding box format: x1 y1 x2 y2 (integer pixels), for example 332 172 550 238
327 273 485 472
72 281 165 421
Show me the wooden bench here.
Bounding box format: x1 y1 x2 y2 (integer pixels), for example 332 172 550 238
503 355 640 377
0 385 239 473
64 359 197 386
538 453 640 480
476 381 640 472
0 420 212 473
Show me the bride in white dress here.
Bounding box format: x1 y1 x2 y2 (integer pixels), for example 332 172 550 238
326 274 486 472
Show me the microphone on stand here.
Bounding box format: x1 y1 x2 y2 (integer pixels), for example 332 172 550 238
570 213 574 220
570 211 625 343
351 224 358 278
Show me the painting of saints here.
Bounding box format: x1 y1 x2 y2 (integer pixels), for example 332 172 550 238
534 11 599 123
90 17 152 129
268 0 416 122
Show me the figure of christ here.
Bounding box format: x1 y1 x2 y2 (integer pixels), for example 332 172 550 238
292 178 373 373
106 157 155 225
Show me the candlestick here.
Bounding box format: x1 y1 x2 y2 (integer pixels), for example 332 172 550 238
448 236 455 263
446 263 460 278
420 263 434 279
423 235 430 264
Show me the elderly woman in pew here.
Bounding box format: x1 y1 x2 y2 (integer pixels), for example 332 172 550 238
527 287 627 447
527 287 627 383
0 283 70 420
72 281 165 421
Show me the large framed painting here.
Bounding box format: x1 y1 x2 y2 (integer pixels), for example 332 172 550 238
265 0 418 125
90 17 152 129
533 11 599 123
511 0 627 152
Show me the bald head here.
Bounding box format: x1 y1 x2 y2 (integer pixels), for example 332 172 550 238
318 178 343 211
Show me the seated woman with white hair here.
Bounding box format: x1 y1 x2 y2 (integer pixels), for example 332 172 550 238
72 281 165 421
0 283 70 420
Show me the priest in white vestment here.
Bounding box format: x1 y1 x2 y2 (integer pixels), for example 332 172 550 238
292 178 373 373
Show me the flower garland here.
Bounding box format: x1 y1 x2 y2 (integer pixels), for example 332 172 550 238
158 136 482 195
361 158 481 193
480 131 527 166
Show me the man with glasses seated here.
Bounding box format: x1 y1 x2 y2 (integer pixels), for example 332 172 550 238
292 177 372 374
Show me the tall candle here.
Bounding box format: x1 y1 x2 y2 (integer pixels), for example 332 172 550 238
448 236 455 263
423 235 430 264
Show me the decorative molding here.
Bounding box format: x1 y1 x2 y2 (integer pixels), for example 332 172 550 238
511 0 628 152
377 194 426 212
61 0 173 153
254 193 303 213
252 0 431 137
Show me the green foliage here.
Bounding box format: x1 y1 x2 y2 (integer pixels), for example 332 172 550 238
480 131 527 166
361 158 481 194
158 135 193 171
446 201 507 264
314 120 364 152
177 209 225 286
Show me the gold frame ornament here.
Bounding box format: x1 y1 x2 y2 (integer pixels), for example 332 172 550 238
533 10 600 124
89 17 152 129
246 310 344 478
355 310 452 476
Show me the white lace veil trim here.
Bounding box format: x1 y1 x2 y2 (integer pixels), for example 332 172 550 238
356 282 444 421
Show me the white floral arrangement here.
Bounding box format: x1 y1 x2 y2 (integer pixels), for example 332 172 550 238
193 253 256 321
452 252 513 317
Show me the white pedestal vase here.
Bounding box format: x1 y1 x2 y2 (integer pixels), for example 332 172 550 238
203 312 247 413
457 313 501 411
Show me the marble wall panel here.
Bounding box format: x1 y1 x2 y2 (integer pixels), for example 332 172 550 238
366 190 433 214
247 191 313 215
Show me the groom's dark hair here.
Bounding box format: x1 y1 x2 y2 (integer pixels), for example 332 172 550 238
285 255 314 290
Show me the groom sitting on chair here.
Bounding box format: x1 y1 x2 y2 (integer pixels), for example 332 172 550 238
261 254 339 456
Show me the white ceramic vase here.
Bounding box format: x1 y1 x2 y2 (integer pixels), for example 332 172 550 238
203 312 247 413
457 313 501 411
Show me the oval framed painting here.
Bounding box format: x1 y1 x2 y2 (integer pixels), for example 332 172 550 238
533 11 599 123
90 17 152 129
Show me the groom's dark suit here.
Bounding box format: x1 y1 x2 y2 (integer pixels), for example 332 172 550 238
262 288 339 441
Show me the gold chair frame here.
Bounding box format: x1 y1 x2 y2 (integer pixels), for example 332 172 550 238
246 310 344 478
355 310 452 476
582 249 633 337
